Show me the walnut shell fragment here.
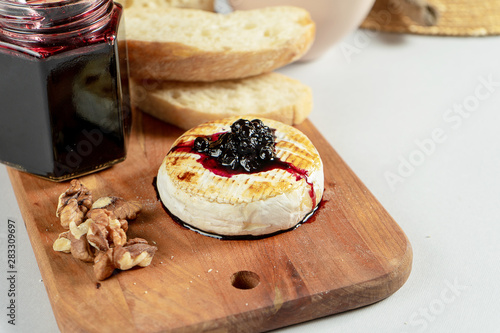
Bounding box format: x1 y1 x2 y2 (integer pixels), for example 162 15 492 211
92 196 142 220
56 179 92 229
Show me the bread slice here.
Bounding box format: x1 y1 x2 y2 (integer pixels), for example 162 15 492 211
125 6 315 81
118 0 214 11
131 72 313 130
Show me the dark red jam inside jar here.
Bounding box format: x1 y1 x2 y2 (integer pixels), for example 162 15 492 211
0 0 131 181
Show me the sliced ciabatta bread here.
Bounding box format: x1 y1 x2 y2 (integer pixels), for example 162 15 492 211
125 6 315 81
118 0 214 11
131 72 313 130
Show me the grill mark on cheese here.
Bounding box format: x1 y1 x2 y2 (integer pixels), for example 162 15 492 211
177 171 195 182
164 117 321 206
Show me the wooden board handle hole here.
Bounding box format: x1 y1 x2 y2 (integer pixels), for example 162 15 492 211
231 271 260 290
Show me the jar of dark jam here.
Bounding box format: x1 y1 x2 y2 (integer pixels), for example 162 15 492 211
0 0 131 181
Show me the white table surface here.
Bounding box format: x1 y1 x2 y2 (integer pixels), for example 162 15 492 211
1 29 500 333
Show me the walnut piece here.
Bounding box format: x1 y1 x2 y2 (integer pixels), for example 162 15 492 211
86 209 127 251
68 220 94 262
125 238 149 246
52 221 95 261
92 196 142 220
53 231 71 253
87 220 110 252
52 180 157 281
94 248 115 281
119 219 129 233
86 208 114 225
109 219 128 247
113 240 157 271
56 179 92 229
93 239 157 281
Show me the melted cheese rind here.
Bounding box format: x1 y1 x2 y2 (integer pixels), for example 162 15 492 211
157 117 324 236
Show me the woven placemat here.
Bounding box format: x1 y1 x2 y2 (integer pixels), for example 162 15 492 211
361 0 500 36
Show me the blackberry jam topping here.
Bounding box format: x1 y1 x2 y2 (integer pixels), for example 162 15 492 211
193 119 277 172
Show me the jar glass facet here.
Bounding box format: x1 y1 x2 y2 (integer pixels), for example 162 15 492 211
0 0 131 181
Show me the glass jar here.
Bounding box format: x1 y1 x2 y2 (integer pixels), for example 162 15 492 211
0 0 131 181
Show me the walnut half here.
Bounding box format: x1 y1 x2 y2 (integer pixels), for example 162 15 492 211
53 221 95 263
93 248 115 281
56 179 92 229
68 220 94 262
93 239 157 281
86 208 128 251
92 196 142 220
113 239 157 271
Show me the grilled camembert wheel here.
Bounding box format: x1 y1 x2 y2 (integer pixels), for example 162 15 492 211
156 117 324 237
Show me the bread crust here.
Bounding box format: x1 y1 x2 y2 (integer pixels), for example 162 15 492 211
119 0 214 11
128 27 315 81
130 72 313 130
126 6 316 81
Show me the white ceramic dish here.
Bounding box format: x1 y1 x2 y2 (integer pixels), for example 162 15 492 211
229 0 375 61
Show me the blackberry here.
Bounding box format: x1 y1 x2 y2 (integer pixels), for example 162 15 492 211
194 137 209 152
194 119 277 172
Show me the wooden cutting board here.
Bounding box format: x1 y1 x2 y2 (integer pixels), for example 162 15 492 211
8 112 412 333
